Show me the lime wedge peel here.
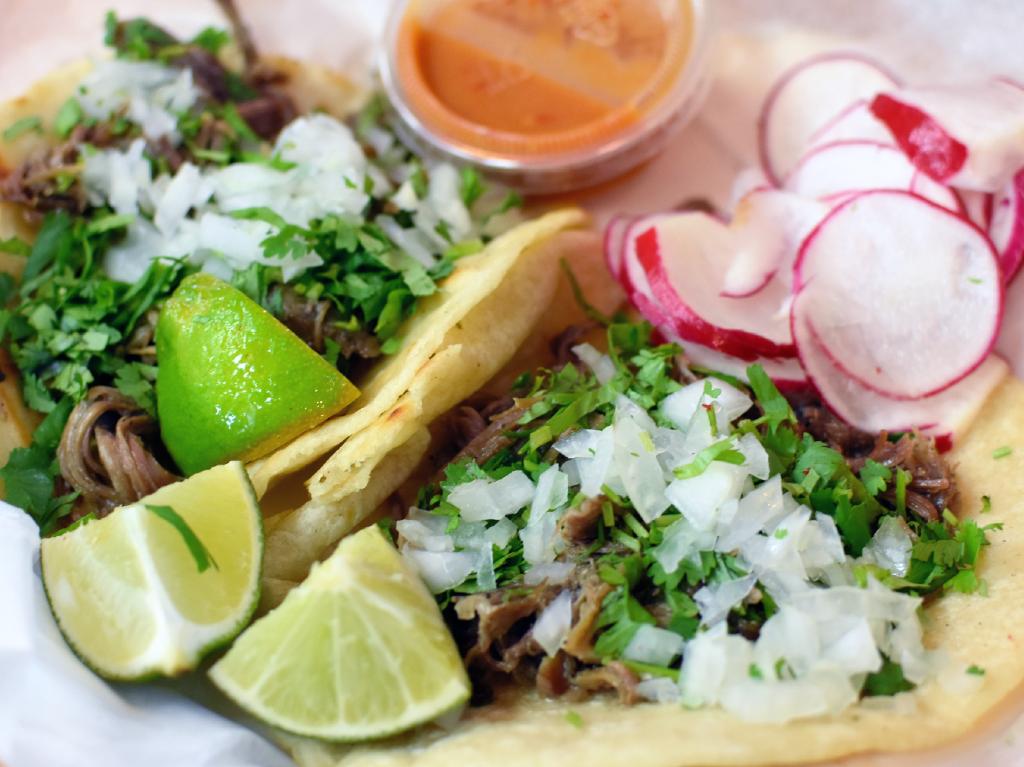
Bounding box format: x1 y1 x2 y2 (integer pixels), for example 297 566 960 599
209 526 470 741
40 461 263 680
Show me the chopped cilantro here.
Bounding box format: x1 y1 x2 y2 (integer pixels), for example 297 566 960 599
564 710 584 729
993 445 1013 459
3 116 43 142
146 505 219 573
460 167 485 207
966 664 986 676
748 663 764 679
980 495 992 514
674 439 746 479
860 459 891 497
53 98 84 138
863 658 914 696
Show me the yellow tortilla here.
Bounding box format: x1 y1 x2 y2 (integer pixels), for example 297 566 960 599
0 58 586 598
274 237 1024 766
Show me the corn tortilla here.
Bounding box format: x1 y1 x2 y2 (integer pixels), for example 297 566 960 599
275 238 1024 767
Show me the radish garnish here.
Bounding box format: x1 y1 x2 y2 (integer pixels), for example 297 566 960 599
603 215 634 281
785 140 960 212
989 169 1024 282
758 52 900 185
805 99 894 151
633 214 795 359
721 190 828 297
794 191 1002 400
870 80 1024 191
793 296 1008 437
660 324 808 389
958 190 994 232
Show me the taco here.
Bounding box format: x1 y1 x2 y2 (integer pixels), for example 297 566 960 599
0 10 584 602
269 234 1024 766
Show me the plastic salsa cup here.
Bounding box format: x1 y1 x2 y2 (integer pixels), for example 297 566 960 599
379 0 714 194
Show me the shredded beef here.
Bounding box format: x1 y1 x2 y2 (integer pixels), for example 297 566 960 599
572 662 641 704
449 401 529 467
793 398 957 520
550 323 598 367
558 495 606 543
57 387 179 517
275 285 380 362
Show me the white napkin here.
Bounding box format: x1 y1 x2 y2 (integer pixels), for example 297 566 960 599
0 504 293 767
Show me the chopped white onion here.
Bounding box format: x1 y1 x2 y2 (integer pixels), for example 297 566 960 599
635 677 682 704
523 561 575 586
651 517 716 575
402 548 476 593
153 162 211 235
530 466 569 521
666 461 748 532
623 625 684 666
532 590 573 656
694 574 757 626
427 163 473 241
572 343 616 384
395 519 453 552
79 60 199 142
861 516 913 577
82 139 151 216
735 433 770 480
448 471 535 522
553 428 601 459
613 396 669 523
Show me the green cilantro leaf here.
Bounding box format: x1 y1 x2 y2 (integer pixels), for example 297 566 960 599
3 116 43 142
146 505 219 573
54 98 84 139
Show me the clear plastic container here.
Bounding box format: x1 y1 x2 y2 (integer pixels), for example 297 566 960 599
380 0 715 194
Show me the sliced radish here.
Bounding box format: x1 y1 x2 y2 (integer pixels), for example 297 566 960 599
632 213 795 359
870 80 1024 191
721 189 828 297
959 189 994 231
664 326 807 389
793 296 1008 437
794 191 1002 400
989 168 1024 281
726 167 771 213
785 140 961 211
758 52 900 185
603 215 634 281
806 99 894 151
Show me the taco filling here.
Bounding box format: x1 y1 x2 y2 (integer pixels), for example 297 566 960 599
0 13 522 530
396 321 997 721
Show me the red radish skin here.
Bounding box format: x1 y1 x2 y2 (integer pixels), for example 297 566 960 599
870 93 967 183
871 81 1024 190
791 293 1008 435
805 98 894 151
960 189 995 231
758 52 900 185
785 140 961 211
633 216 797 359
793 190 1002 399
603 215 634 281
989 169 1024 282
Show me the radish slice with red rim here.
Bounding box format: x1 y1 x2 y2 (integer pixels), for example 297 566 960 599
785 140 960 211
870 80 1024 191
721 189 828 297
758 52 900 185
794 190 1002 400
793 295 1008 436
632 213 795 359
659 323 808 390
959 189 994 231
989 169 1024 282
603 215 634 281
805 98 894 151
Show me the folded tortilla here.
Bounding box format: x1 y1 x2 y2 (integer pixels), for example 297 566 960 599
276 234 1024 767
0 58 586 604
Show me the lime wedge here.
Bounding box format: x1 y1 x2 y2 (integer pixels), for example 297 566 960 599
209 526 470 741
156 274 360 476
40 461 263 680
